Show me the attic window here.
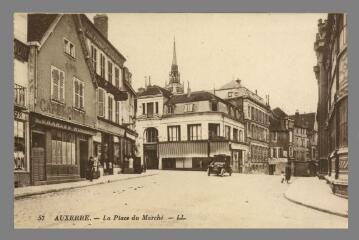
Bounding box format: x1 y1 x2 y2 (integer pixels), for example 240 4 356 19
211 101 218 111
228 92 233 97
63 38 75 58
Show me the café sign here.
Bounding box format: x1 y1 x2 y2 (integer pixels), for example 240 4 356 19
33 117 95 136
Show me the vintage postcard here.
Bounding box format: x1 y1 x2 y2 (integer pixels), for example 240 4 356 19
13 13 348 228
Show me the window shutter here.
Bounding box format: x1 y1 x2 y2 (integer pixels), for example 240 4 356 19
59 71 64 101
52 68 59 100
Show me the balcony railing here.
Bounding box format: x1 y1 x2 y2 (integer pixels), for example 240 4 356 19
14 84 26 107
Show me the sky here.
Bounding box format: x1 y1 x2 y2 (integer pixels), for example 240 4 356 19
86 13 327 115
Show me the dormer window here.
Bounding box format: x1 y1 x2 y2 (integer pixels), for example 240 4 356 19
167 105 174 114
228 92 233 97
63 38 75 58
211 101 218 111
185 104 194 112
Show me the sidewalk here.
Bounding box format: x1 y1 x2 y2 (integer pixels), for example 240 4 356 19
14 170 160 200
284 177 348 218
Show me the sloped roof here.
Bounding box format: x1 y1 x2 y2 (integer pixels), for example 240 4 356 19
27 14 58 42
295 112 316 131
289 112 316 129
79 14 127 62
219 79 242 90
166 91 226 105
137 85 172 98
272 107 288 119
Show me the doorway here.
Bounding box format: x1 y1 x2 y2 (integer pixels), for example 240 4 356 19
31 132 46 182
269 164 276 175
79 140 89 178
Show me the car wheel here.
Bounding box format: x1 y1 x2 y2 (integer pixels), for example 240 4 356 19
220 168 225 177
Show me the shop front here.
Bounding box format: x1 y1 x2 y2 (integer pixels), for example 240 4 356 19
95 118 132 175
30 113 96 185
230 142 248 173
14 109 30 187
268 158 287 175
159 141 209 170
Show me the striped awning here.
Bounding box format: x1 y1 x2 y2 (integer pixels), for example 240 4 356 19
209 142 230 157
158 141 208 158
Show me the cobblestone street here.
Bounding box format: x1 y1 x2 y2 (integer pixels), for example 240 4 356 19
14 171 348 228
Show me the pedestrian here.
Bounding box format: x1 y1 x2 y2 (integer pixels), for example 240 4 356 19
87 156 95 182
280 171 285 183
285 165 291 183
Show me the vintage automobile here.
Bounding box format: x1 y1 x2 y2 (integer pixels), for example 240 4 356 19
207 155 232 177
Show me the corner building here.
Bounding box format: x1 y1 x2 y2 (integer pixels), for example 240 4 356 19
215 79 271 174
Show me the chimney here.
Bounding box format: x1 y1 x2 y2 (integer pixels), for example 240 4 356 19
255 89 258 95
144 76 147 88
235 78 241 87
187 81 191 97
94 14 108 38
295 109 299 116
149 76 152 86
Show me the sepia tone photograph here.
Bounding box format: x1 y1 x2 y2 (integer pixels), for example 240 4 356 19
13 12 348 228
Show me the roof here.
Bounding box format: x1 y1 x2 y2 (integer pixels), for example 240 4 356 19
80 14 127 62
166 91 230 106
219 79 242 90
292 112 316 131
289 112 316 130
28 14 58 42
137 85 172 98
272 107 288 119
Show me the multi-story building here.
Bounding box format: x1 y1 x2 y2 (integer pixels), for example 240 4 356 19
26 14 99 185
289 111 318 176
14 13 31 187
268 107 294 175
214 79 271 174
78 14 138 175
17 13 137 186
314 14 348 196
136 43 248 172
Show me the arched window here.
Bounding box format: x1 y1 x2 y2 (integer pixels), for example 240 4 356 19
144 128 158 143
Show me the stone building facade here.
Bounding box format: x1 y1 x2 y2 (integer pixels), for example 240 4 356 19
314 13 348 196
215 79 271 174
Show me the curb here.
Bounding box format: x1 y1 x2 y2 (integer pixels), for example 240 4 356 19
14 173 159 200
283 192 348 218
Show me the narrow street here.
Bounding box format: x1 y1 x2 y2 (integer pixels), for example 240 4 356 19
14 171 348 228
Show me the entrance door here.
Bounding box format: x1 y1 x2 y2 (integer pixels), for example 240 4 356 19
269 164 275 175
79 140 89 178
31 132 46 182
145 149 158 169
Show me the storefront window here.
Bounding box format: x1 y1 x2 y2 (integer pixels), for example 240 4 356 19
14 120 26 171
51 129 76 165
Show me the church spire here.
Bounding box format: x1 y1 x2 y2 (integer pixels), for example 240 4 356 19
172 37 177 66
165 37 184 94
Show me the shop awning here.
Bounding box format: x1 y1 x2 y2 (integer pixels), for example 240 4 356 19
268 158 288 164
210 141 230 157
158 141 208 158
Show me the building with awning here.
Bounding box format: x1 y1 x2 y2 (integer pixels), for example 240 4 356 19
136 49 247 171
